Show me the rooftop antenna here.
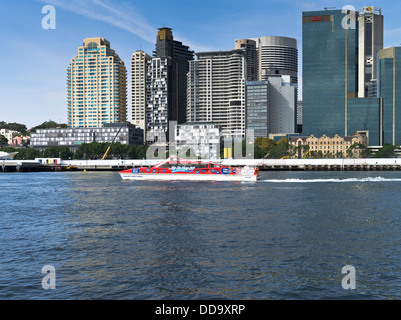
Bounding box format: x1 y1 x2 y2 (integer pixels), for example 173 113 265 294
324 7 335 10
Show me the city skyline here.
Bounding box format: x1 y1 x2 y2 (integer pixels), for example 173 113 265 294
2 1 401 128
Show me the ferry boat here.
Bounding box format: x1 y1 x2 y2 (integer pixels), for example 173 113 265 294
119 157 259 181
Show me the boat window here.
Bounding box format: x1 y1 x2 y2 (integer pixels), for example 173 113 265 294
159 161 208 169
159 163 177 168
192 163 209 168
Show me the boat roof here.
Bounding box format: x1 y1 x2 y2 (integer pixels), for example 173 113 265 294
154 157 221 168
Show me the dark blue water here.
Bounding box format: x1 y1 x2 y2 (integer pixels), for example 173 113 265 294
1 170 401 299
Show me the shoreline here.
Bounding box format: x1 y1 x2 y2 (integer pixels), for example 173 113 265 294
3 158 401 172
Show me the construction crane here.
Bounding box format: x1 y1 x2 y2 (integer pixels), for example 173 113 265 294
102 122 126 160
304 149 311 159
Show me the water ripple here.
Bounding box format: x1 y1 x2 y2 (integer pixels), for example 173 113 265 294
1 171 401 299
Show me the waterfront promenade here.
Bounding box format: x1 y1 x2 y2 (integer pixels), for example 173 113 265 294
3 158 401 172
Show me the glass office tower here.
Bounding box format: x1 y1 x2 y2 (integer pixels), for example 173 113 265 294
246 81 269 138
347 98 381 146
379 47 401 146
302 9 358 138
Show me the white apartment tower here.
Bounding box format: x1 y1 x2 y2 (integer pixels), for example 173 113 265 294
131 50 151 138
187 50 246 138
67 38 127 128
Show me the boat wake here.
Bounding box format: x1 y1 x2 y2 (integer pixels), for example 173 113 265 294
260 177 401 183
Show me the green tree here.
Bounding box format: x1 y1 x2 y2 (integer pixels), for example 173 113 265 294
30 120 68 133
0 122 27 135
253 137 276 158
73 142 108 159
374 144 398 158
347 143 371 158
43 146 74 159
336 151 343 158
291 144 309 159
0 134 8 147
72 141 147 160
267 138 291 159
311 150 324 159
0 146 43 160
14 148 43 160
126 144 147 159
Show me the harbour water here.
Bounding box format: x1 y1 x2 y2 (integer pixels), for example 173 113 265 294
1 170 401 299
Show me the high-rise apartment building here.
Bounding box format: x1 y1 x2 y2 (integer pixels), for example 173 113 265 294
138 27 193 143
131 50 150 138
237 36 298 138
67 38 127 128
234 39 258 81
187 50 246 138
145 57 178 143
358 6 383 98
153 27 194 124
154 27 174 57
250 36 298 84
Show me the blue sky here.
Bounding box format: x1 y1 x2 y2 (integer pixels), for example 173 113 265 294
1 0 401 129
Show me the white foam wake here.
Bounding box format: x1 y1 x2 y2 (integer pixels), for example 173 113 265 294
260 177 401 183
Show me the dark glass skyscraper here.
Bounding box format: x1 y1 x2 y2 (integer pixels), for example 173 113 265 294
302 9 382 146
379 47 401 145
358 7 383 98
302 9 358 138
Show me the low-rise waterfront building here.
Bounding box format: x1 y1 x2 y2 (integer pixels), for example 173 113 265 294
30 123 143 149
12 136 30 147
0 128 22 145
289 132 368 158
